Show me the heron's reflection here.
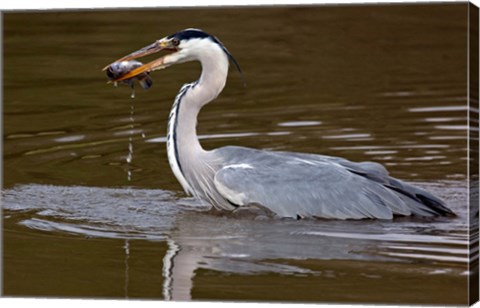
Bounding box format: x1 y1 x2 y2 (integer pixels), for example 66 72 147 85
159 209 467 301
2 184 468 301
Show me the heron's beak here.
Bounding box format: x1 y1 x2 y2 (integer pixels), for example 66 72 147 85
103 39 175 82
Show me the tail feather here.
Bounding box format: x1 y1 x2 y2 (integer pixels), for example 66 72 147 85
386 178 456 217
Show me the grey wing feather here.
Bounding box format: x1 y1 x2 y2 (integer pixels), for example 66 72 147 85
213 146 454 219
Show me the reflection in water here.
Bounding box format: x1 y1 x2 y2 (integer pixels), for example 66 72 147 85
124 239 130 298
2 183 469 300
162 239 180 300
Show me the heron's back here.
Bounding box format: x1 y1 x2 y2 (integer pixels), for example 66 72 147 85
209 146 454 219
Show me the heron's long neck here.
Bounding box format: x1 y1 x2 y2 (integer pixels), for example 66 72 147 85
167 48 229 194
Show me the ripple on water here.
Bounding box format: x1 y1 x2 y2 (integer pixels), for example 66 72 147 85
54 135 86 143
424 117 466 123
2 181 468 274
277 121 322 127
322 133 372 140
2 184 186 239
6 131 67 139
408 105 468 113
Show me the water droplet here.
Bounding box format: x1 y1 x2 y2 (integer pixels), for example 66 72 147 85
126 106 135 181
126 137 133 164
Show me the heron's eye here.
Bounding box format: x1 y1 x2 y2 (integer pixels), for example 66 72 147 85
171 38 180 47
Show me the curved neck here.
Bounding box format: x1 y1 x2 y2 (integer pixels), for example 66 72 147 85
196 48 229 106
166 46 229 194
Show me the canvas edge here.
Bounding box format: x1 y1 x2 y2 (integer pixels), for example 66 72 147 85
468 1 480 306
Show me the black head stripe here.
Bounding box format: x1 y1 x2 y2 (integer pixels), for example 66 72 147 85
167 29 210 41
168 29 246 86
223 45 246 87
211 35 246 86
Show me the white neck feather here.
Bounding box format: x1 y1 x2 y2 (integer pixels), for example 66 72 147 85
166 42 229 195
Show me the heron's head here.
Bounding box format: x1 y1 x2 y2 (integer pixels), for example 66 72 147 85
104 28 242 82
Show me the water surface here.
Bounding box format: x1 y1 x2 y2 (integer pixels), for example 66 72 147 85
2 3 473 305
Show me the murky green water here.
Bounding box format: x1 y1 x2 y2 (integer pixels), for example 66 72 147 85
2 3 474 304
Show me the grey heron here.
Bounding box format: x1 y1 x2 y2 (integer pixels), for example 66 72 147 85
107 28 455 220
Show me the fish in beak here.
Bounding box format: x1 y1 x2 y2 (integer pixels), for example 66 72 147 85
103 38 179 83
106 60 153 90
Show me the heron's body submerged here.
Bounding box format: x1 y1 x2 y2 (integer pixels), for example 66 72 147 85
212 146 453 219
108 28 455 220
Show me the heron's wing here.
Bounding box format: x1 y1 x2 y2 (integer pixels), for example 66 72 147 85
212 147 452 219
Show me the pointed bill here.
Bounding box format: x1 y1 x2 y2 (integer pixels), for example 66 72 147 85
102 41 164 71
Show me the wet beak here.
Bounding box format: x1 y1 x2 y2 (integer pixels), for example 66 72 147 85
103 40 173 82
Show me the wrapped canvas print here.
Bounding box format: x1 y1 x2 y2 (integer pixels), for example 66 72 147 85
2 1 479 306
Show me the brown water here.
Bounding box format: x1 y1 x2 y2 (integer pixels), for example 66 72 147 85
2 3 474 305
